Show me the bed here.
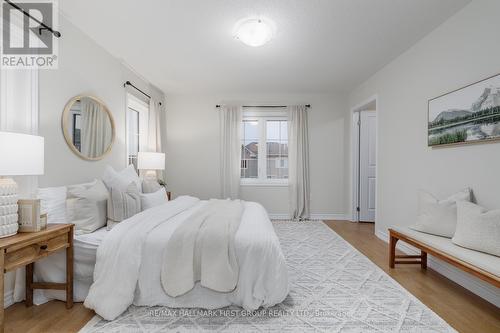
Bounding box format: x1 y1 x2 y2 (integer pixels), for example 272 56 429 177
23 196 289 321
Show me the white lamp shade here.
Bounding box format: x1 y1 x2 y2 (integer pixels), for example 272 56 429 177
0 131 44 176
137 152 165 170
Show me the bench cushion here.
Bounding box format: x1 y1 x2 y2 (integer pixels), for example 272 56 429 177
391 226 500 278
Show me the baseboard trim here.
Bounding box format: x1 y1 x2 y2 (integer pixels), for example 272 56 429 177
375 229 500 308
269 213 352 220
311 214 352 221
4 289 14 309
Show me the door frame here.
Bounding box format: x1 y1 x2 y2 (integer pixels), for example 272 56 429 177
350 95 378 223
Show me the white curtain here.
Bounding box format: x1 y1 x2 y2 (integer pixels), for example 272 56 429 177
288 105 310 220
80 97 112 158
220 105 242 199
148 98 164 180
148 98 162 152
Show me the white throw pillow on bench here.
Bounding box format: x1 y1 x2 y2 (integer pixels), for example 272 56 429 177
452 201 500 257
410 188 471 238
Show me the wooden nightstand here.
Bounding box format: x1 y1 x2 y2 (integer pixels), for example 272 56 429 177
0 224 74 333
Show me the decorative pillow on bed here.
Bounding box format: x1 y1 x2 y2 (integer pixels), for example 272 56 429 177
102 165 141 193
66 180 108 235
409 188 471 238
107 181 141 230
452 201 500 256
140 188 168 211
37 186 67 224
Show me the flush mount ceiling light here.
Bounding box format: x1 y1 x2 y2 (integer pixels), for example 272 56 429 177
233 18 275 47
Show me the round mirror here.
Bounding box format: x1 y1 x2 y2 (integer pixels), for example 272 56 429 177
62 95 115 161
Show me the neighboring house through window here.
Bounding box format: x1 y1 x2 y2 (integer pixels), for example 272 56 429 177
241 109 288 185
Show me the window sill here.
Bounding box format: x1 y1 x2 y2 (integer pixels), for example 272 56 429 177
240 180 289 187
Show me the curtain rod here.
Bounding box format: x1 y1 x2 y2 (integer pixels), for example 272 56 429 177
215 105 311 108
4 0 62 37
124 81 162 106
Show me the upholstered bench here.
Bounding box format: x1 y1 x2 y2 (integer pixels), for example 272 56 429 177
389 226 500 288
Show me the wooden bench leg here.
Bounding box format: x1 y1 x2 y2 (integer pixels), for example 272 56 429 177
421 251 427 269
389 233 398 268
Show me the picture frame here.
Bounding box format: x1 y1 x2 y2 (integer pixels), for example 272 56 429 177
428 73 500 147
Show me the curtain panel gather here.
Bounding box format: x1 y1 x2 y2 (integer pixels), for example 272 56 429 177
147 98 164 180
288 105 310 220
220 105 242 199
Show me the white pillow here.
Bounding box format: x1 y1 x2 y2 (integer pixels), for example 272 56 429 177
38 186 67 224
140 188 168 211
410 188 471 238
102 165 141 193
452 201 500 257
67 180 97 194
66 180 108 235
107 181 141 230
142 179 161 194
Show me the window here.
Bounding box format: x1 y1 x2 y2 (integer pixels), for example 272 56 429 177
126 94 149 171
266 120 288 179
240 111 288 185
127 108 140 169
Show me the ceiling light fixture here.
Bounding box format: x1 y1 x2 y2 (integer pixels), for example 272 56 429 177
233 18 275 47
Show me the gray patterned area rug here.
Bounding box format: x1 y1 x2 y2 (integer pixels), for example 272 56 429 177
80 221 455 333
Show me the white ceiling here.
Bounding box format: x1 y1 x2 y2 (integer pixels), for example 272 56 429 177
61 0 470 94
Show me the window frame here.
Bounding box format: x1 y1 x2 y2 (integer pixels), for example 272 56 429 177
126 93 149 170
240 109 289 187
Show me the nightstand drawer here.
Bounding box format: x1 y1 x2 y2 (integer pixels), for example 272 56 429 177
4 233 69 271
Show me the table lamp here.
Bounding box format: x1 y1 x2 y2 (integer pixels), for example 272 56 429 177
137 152 165 182
0 131 44 237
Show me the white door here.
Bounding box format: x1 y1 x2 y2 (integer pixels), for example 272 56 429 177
359 111 376 222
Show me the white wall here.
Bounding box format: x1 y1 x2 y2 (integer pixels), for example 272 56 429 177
39 16 165 187
165 93 350 218
349 0 500 306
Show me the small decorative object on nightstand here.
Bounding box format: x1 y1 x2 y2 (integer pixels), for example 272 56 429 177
18 199 46 232
0 224 74 333
158 179 171 200
0 132 44 238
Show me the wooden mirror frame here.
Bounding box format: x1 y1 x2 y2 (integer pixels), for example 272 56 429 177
61 95 116 161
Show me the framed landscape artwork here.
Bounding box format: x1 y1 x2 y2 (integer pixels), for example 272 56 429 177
428 73 500 147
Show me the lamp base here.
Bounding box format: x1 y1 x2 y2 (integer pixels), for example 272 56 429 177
144 170 157 182
0 178 19 238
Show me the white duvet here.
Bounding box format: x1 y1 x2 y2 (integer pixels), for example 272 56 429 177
84 196 289 321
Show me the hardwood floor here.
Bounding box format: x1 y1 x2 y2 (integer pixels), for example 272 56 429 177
324 220 500 333
4 302 93 333
3 221 499 332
